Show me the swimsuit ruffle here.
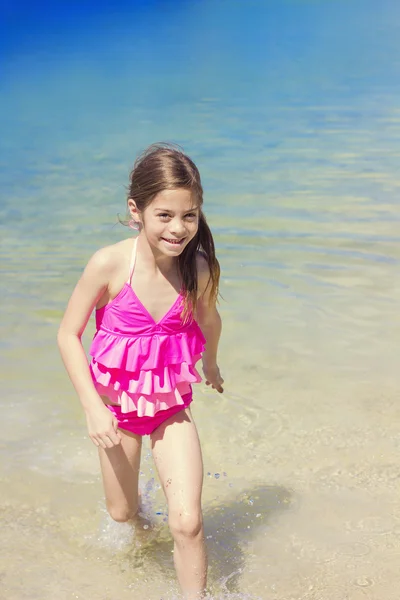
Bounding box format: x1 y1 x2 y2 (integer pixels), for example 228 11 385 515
90 325 205 371
89 326 205 416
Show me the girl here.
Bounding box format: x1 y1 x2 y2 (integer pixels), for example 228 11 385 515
57 143 223 599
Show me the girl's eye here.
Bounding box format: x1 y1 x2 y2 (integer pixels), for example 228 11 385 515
158 213 171 220
185 213 197 220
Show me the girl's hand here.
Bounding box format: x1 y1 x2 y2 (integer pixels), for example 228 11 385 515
85 403 122 449
203 363 224 393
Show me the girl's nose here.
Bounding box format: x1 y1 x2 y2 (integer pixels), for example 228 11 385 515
170 219 186 236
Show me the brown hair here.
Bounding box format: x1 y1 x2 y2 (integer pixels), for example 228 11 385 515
127 143 220 317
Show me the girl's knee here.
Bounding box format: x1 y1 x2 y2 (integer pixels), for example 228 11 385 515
107 501 138 523
169 510 203 539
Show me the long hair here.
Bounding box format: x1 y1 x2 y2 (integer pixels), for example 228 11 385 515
127 143 220 316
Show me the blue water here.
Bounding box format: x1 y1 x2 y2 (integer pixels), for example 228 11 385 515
1 1 400 599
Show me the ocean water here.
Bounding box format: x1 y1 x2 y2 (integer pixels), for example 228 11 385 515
1 0 400 598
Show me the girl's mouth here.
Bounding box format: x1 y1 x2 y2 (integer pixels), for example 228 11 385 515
161 237 186 246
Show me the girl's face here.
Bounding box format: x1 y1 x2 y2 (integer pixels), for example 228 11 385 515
129 188 200 256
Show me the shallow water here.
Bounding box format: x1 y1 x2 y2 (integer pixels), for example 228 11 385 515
1 0 400 598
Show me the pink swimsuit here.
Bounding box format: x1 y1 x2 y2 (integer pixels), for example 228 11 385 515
89 239 206 436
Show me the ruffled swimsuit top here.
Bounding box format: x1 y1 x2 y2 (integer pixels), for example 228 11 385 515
89 238 206 417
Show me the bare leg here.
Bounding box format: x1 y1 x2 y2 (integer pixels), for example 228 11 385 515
151 408 207 599
98 428 142 522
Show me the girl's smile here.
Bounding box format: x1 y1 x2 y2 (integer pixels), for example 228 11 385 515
161 236 187 247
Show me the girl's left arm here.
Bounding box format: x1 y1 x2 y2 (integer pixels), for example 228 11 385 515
196 257 224 393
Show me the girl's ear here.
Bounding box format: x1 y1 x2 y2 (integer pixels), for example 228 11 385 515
128 198 142 225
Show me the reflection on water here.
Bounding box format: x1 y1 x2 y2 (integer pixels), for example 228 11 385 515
1 0 400 598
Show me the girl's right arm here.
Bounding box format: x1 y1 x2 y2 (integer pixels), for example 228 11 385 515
57 248 122 449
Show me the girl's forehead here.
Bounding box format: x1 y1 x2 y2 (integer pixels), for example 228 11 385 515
151 188 199 210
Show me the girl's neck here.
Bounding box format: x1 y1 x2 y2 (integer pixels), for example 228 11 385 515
135 233 178 277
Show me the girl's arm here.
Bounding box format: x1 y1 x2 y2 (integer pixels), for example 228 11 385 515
196 257 224 393
57 248 122 448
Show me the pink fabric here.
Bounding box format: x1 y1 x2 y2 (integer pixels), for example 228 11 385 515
107 391 193 436
89 277 205 418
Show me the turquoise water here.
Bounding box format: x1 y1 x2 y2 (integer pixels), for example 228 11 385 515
1 1 400 598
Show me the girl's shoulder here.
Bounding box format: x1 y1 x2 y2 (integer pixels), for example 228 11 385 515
196 250 209 273
196 250 211 294
86 238 132 280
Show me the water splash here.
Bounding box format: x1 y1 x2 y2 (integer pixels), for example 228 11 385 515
159 591 261 600
158 592 261 600
138 476 157 520
95 510 138 552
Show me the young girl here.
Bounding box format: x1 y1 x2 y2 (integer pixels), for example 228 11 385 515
57 143 223 599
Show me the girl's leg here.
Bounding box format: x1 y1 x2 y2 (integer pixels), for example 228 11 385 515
151 408 207 599
98 428 142 522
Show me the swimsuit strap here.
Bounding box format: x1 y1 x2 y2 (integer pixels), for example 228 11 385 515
126 238 138 284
